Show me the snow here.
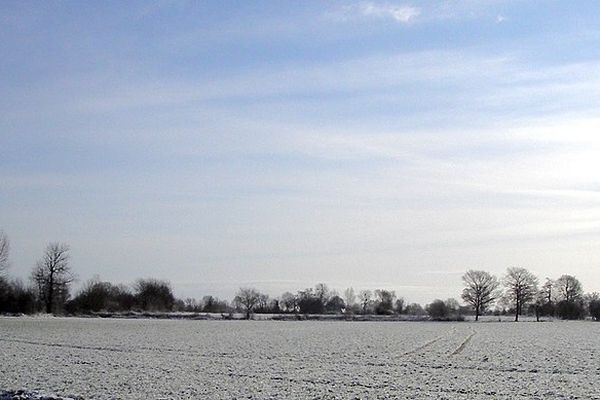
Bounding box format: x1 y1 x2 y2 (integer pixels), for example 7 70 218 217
1 317 599 399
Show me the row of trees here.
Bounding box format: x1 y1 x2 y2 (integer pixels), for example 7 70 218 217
461 268 600 321
1 231 599 321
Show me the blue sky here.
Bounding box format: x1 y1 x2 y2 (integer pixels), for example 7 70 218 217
2 1 600 303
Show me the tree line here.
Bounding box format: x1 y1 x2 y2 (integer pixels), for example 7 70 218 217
1 232 599 321
461 268 600 321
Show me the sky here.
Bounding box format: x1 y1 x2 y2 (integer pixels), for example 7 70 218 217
1 1 600 304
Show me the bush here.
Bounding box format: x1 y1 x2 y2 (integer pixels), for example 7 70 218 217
589 300 600 321
426 299 449 320
556 300 585 320
134 279 175 311
66 280 136 313
0 278 36 314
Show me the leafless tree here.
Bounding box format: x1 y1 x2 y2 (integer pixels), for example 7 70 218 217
343 287 356 312
555 274 583 302
234 287 260 319
280 291 298 313
0 231 9 274
503 267 538 322
31 243 75 314
461 270 500 321
541 278 554 303
134 278 175 311
314 283 330 308
358 289 372 314
395 297 405 314
374 289 396 314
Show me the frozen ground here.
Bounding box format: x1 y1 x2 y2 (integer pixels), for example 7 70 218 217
1 317 599 399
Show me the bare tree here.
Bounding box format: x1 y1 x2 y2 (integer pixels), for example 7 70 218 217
234 287 260 319
134 278 175 311
358 290 372 314
461 270 500 321
314 282 330 310
31 243 75 314
343 287 356 313
395 297 405 314
280 291 297 313
374 289 396 314
541 278 554 303
503 267 538 322
555 274 583 302
0 231 9 274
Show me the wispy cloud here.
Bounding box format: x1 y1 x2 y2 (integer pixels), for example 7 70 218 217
358 2 420 23
332 2 420 24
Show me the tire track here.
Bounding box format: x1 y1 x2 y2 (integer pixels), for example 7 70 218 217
450 328 477 356
403 327 456 356
0 337 126 353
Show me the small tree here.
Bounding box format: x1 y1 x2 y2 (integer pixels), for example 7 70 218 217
556 300 585 320
426 299 449 320
134 278 175 311
461 270 500 321
555 275 583 303
234 287 260 319
374 289 396 315
503 267 538 322
325 295 345 313
314 283 330 312
343 287 356 313
358 290 372 314
31 243 75 314
589 294 600 321
405 302 425 315
280 291 298 313
395 297 405 314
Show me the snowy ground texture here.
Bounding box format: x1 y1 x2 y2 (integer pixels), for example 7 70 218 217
1 317 599 399
0 390 82 400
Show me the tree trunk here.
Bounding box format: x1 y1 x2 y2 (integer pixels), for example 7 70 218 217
475 305 479 321
514 299 519 322
46 273 54 314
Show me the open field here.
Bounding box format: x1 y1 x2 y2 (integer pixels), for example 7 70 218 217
1 317 599 399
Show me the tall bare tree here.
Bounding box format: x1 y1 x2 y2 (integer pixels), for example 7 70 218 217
0 231 9 274
461 270 500 321
503 267 538 322
541 278 554 303
554 274 583 302
31 243 74 314
358 290 372 314
234 287 260 319
280 291 298 313
343 287 356 313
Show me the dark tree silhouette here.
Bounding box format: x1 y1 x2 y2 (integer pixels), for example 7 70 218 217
358 290 372 314
325 295 345 313
426 299 449 319
503 267 538 322
134 278 175 311
461 270 500 321
374 289 396 315
31 243 74 314
234 287 260 319
589 294 600 321
555 275 583 303
281 291 298 313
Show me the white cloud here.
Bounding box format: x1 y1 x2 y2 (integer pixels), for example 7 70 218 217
359 2 420 23
334 2 420 24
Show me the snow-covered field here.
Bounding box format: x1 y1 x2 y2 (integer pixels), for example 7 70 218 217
1 317 599 399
